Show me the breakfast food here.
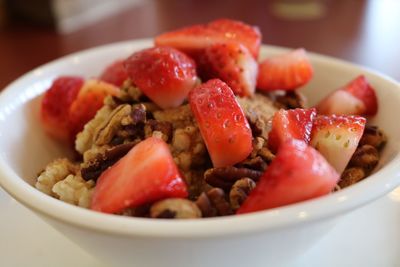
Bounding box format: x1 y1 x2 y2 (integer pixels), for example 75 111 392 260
35 19 386 219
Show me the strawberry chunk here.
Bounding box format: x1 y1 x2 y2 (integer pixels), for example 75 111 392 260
268 108 317 153
257 48 313 91
237 139 339 214
40 76 84 142
69 79 119 137
91 137 188 214
315 89 365 116
189 79 252 167
155 18 261 58
124 47 198 109
310 115 366 174
345 75 378 115
99 60 129 87
200 43 258 97
316 75 378 116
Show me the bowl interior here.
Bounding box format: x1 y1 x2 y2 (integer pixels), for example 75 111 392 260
0 40 400 236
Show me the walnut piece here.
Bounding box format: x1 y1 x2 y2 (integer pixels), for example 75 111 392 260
94 104 132 146
75 105 113 154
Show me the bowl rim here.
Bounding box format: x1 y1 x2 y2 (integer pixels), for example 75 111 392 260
1 39 400 238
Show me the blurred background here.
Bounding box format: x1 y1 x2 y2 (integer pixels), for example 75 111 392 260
0 0 399 89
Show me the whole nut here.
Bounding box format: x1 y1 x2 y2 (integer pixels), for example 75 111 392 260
150 198 201 219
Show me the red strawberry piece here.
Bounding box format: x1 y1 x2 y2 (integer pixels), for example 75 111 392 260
91 137 188 214
310 115 366 174
99 59 129 87
257 48 313 91
69 79 119 137
155 18 261 59
316 75 378 116
40 76 84 142
268 108 317 153
200 43 258 97
344 75 378 115
316 90 365 116
237 139 340 214
124 47 198 109
189 79 252 167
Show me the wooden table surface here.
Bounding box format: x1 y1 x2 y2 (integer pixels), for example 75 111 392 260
1 0 399 89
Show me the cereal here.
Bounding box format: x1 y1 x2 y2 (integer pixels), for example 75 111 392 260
36 158 78 196
52 174 95 208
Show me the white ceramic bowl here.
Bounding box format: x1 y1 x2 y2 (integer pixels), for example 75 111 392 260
1 40 400 267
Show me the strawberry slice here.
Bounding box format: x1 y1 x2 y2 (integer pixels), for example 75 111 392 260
257 48 313 91
237 139 339 214
189 79 252 167
69 79 119 137
268 108 317 153
310 115 366 174
316 75 378 116
99 59 129 87
200 43 258 97
91 137 188 214
155 18 261 58
124 47 198 109
40 76 84 142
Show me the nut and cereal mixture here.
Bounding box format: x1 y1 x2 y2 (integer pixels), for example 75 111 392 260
36 80 386 218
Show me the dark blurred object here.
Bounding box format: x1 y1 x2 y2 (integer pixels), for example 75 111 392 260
1 0 142 32
4 0 55 27
0 0 7 27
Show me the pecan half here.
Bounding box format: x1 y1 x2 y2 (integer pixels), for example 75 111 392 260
349 144 379 172
195 188 233 217
359 125 387 150
204 166 263 190
229 178 256 210
236 156 267 172
150 198 201 219
339 167 366 188
249 137 275 163
81 142 137 181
